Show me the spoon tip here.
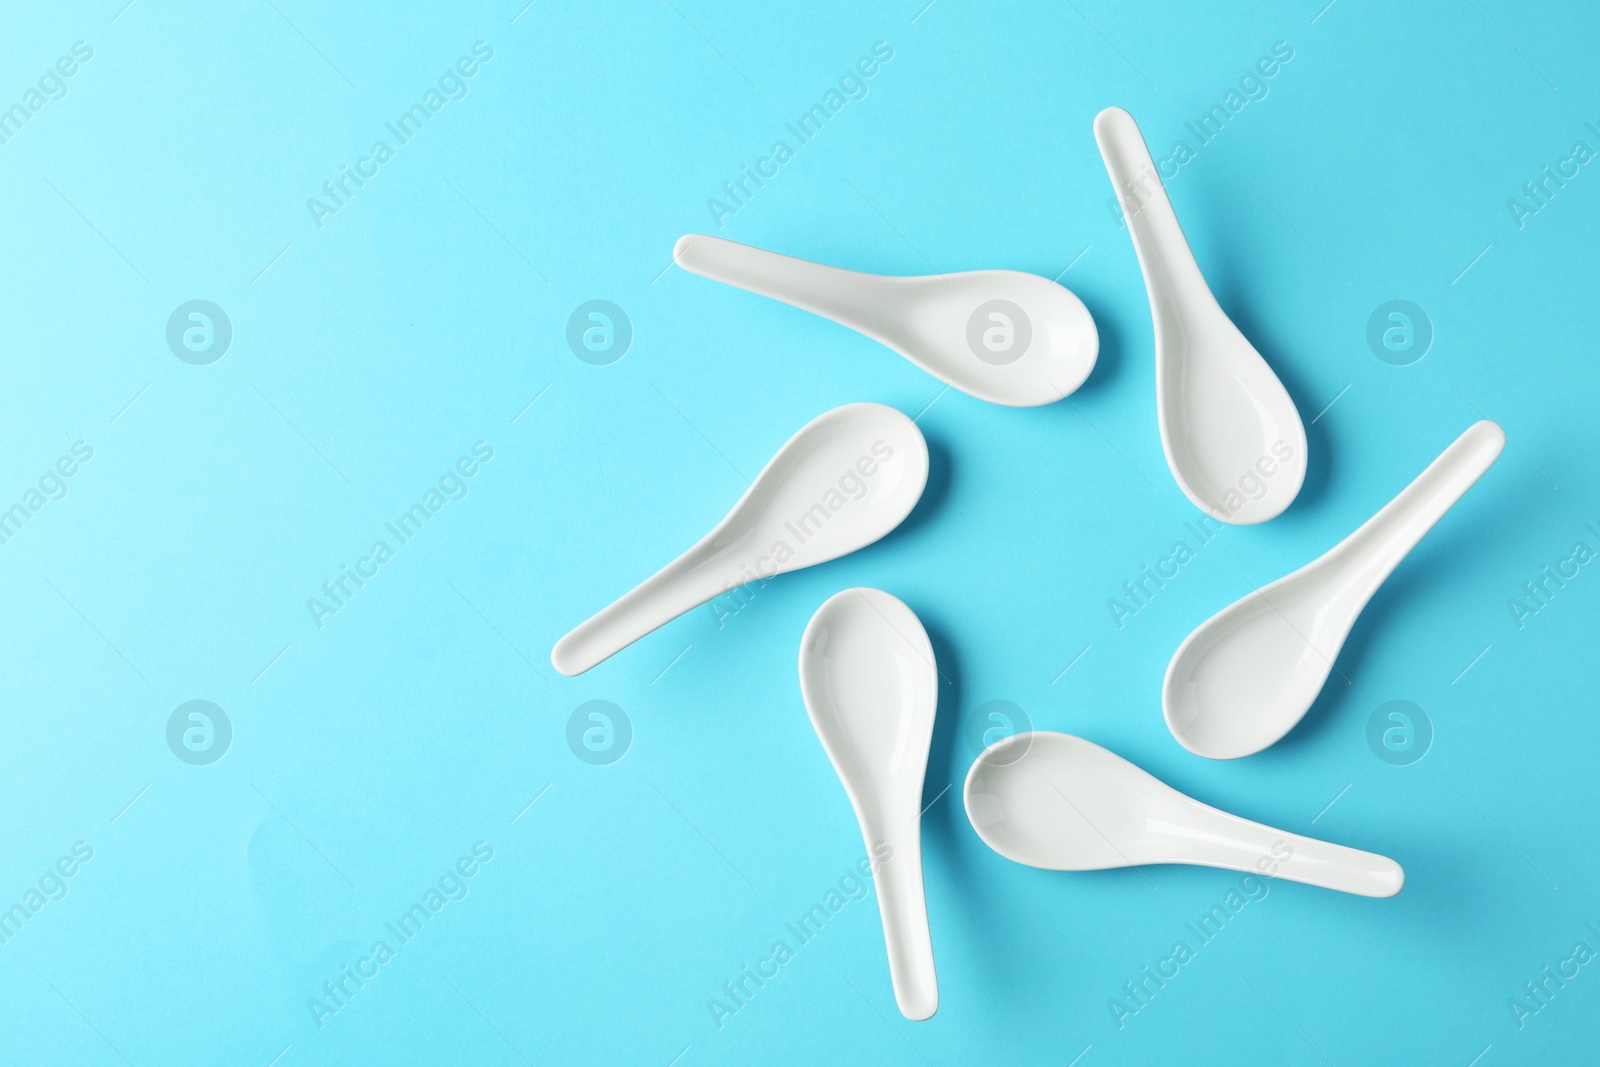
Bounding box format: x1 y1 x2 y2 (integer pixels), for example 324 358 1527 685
1092 106 1145 159
896 988 939 1021
1470 419 1507 452
549 636 586 678
672 233 706 268
1093 105 1134 131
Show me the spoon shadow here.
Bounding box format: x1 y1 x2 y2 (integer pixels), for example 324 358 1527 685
1267 471 1537 755
918 612 965 820
1189 182 1333 518
1295 406 1339 520
1061 287 1126 400
1226 307 1332 517
892 432 953 544
1265 558 1453 756
913 613 1028 994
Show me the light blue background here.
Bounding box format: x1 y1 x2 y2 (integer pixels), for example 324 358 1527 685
2 0 1597 1063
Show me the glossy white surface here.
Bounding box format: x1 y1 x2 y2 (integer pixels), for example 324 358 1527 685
1094 106 1307 525
799 588 940 1020
673 233 1098 407
965 731 1403 897
551 404 928 677
1165 420 1505 759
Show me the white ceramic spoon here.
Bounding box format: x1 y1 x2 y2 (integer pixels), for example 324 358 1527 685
674 234 1098 406
1093 106 1306 524
551 404 928 676
799 588 940 1020
965 731 1403 897
1165 420 1505 759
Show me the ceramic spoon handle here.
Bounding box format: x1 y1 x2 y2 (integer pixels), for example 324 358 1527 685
551 538 730 676
1176 802 1404 897
862 819 939 1020
1241 830 1403 898
1092 107 1218 324
673 234 896 338
1338 420 1505 592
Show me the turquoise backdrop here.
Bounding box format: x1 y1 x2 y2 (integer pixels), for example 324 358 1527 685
2 0 1597 1063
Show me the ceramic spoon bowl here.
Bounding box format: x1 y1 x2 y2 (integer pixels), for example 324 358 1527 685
1094 106 1306 524
965 731 1403 897
675 234 1098 406
552 403 928 676
800 588 940 1020
1165 420 1505 759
